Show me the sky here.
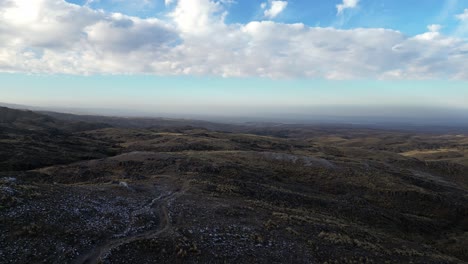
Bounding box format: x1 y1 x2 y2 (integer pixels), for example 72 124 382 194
0 0 468 122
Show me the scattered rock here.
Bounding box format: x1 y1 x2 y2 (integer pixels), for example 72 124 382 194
119 182 129 188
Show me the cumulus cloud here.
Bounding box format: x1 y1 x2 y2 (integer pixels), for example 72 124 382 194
336 0 359 15
262 1 288 19
85 15 178 52
427 24 442 32
0 0 468 80
456 8 468 21
169 0 225 34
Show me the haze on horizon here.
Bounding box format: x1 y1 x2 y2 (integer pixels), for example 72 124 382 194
0 0 467 125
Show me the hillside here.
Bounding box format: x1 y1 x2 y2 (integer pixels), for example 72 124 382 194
0 107 467 263
0 107 116 171
41 111 242 131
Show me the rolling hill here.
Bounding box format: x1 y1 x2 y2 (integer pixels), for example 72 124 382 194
0 107 467 263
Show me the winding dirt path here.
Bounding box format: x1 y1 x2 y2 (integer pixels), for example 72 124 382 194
75 179 189 264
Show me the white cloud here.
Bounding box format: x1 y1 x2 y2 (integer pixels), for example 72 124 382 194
415 24 442 41
336 0 359 15
0 0 468 80
170 0 225 34
263 1 287 19
427 24 441 32
261 1 288 19
454 9 468 38
456 8 468 21
85 15 177 52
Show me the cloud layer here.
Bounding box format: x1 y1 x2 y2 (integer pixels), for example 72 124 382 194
1 0 468 80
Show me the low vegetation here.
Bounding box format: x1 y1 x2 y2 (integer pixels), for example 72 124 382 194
0 107 467 263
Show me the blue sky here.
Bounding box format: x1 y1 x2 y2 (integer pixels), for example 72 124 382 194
0 0 467 120
62 0 466 35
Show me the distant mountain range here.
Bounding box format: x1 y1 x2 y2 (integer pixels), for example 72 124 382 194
1 101 467 133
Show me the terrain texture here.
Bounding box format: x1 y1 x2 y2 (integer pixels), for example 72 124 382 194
1 107 467 263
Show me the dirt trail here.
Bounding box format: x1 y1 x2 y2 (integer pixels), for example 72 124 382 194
75 178 189 264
